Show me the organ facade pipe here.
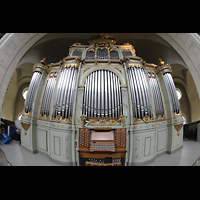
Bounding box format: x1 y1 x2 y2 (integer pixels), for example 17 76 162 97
24 58 49 115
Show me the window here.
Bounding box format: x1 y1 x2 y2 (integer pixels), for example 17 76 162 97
72 49 82 57
122 49 132 58
22 87 29 100
110 50 119 59
18 113 22 120
182 115 186 124
176 88 182 100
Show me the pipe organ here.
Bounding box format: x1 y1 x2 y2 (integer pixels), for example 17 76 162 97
20 36 183 166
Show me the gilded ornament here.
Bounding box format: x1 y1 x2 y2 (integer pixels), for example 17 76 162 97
21 123 30 135
174 124 183 136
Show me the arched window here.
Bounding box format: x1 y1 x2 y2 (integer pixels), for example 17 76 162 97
86 49 95 59
176 88 182 100
72 49 83 57
96 48 108 59
122 49 132 58
18 113 22 120
182 115 186 124
85 45 119 60
22 87 29 100
110 49 119 59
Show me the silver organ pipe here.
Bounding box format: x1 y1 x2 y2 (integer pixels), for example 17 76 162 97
94 71 98 119
163 72 180 114
139 69 148 116
53 66 78 120
113 74 118 119
97 70 101 120
110 72 114 119
82 70 123 121
128 67 137 118
130 67 141 119
96 48 108 59
141 69 153 118
149 74 164 117
82 75 87 116
128 66 152 120
90 72 94 119
136 68 146 118
150 76 159 115
61 68 71 118
40 72 57 117
54 68 65 116
101 70 104 119
164 73 175 112
65 67 75 119
87 71 92 119
69 68 77 117
24 71 42 113
115 75 120 118
107 70 112 120
104 70 108 120
118 77 123 117
27 72 40 111
155 78 164 116
85 74 89 117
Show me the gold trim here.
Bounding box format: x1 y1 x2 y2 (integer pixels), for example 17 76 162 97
33 58 50 73
21 123 30 135
52 115 72 123
82 115 125 127
143 115 151 123
154 63 172 74
126 64 143 70
174 124 183 136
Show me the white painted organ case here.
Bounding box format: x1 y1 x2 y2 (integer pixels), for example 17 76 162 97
20 37 183 166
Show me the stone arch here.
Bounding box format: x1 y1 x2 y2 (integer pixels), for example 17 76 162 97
156 33 200 99
0 33 200 117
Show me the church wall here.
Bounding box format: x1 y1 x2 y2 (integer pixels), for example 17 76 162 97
0 33 198 165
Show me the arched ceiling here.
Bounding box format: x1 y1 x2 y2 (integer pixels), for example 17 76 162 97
17 33 187 70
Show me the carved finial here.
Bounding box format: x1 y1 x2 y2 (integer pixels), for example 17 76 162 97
159 58 165 66
40 57 46 65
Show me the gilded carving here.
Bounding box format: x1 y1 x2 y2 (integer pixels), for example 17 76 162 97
20 123 30 135
174 124 183 136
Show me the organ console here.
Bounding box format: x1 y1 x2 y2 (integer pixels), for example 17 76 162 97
79 128 126 166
